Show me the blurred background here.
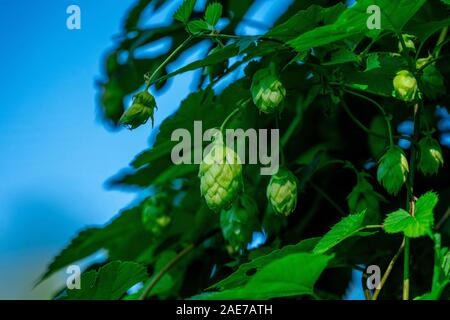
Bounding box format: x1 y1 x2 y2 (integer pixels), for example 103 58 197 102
0 0 297 300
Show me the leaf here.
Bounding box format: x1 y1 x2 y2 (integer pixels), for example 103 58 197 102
187 19 210 34
384 191 438 238
64 261 147 300
173 0 196 23
193 253 331 299
365 53 381 72
209 238 320 290
38 205 152 283
420 65 446 100
313 210 368 254
288 0 426 52
204 2 222 26
414 280 450 300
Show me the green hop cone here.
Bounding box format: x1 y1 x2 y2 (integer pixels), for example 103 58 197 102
119 91 157 129
416 54 433 69
393 70 417 102
199 133 243 212
220 195 259 253
377 146 409 195
204 47 228 81
266 168 298 216
417 136 444 176
141 194 171 236
347 173 386 224
251 67 286 114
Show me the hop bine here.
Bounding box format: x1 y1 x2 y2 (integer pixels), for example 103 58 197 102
199 133 243 212
119 90 157 129
377 146 409 195
266 168 298 216
251 67 286 114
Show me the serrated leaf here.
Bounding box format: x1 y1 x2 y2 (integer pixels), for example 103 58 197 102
64 261 147 300
193 253 331 300
173 0 196 23
38 205 152 284
288 0 426 52
209 238 320 291
204 2 222 26
384 191 438 238
187 19 210 34
313 210 368 254
420 65 446 100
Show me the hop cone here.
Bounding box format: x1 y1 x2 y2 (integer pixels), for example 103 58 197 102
417 136 444 176
199 134 243 212
141 194 171 236
377 146 409 195
398 34 416 52
393 70 417 102
220 195 258 253
347 173 385 224
119 91 157 129
251 67 286 113
266 168 298 216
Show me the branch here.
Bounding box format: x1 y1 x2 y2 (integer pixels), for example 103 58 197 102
139 244 195 300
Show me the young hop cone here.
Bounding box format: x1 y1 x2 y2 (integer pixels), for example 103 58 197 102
199 133 243 212
119 91 157 129
220 195 258 253
417 136 444 176
393 70 417 102
398 34 416 52
251 67 286 114
377 146 409 195
141 194 171 236
266 168 298 216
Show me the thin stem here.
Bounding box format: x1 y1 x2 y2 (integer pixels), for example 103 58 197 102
342 89 394 146
310 181 346 216
432 233 442 292
275 116 286 165
139 244 195 300
145 35 193 90
436 205 450 230
372 239 405 300
220 104 245 133
435 27 448 58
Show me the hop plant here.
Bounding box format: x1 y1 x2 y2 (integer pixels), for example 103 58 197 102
199 132 243 212
393 70 417 102
204 46 228 81
220 195 259 253
266 168 298 216
251 67 286 113
416 54 433 69
417 136 444 176
119 90 157 129
141 194 171 236
377 146 409 195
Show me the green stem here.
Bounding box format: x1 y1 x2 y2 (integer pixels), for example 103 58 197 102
342 89 394 146
220 105 244 133
310 181 346 216
275 116 286 165
145 35 193 90
432 233 442 292
435 27 448 58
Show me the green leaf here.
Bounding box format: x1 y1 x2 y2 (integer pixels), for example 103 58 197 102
384 191 438 238
288 0 426 52
187 19 210 34
193 253 331 299
64 261 147 300
420 65 446 100
38 205 152 283
414 280 450 300
313 210 368 254
209 238 320 290
173 0 196 23
204 2 222 26
365 53 381 72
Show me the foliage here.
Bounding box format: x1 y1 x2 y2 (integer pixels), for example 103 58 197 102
43 0 450 300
